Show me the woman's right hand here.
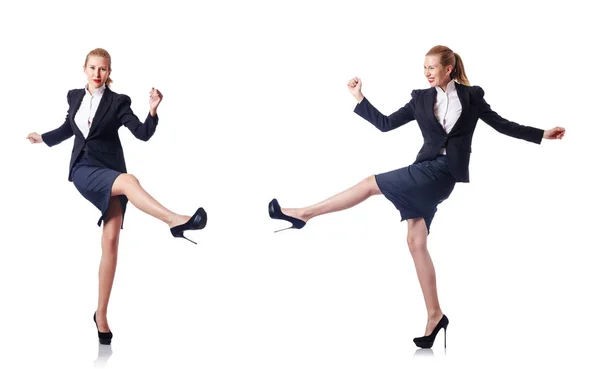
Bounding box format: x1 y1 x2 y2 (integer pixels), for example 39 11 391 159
347 77 364 103
26 132 43 144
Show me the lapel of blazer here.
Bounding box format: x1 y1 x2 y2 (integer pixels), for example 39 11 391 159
424 87 447 135
69 89 86 139
88 87 113 137
448 83 470 135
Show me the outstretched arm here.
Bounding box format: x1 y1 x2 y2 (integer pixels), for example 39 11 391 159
119 88 163 141
349 77 416 132
477 86 549 143
29 91 75 146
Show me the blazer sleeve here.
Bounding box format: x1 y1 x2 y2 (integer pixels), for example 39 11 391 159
353 90 417 132
476 86 544 144
42 90 75 147
117 95 159 141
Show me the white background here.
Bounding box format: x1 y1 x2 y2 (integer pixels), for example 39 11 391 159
1 0 598 368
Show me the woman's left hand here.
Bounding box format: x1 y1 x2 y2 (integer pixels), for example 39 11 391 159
149 87 163 116
543 127 565 140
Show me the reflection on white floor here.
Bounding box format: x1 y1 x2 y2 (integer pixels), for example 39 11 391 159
93 344 113 368
414 348 438 357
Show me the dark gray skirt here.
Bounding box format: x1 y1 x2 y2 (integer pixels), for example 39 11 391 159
375 154 456 233
71 154 127 227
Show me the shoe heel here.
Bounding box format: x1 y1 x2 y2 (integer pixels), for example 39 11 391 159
172 230 198 245
274 226 293 233
444 326 447 348
181 234 197 245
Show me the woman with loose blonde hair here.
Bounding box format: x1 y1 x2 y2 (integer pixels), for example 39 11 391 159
26 47 207 345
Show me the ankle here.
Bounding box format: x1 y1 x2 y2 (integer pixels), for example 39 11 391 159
298 208 312 220
284 208 304 219
428 310 443 320
167 214 181 228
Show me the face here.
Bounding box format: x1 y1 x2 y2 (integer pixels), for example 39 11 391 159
84 56 110 91
424 55 452 88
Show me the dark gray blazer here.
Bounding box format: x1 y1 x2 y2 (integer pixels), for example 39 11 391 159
354 83 544 182
42 87 159 181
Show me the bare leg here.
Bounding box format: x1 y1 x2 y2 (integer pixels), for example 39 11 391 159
111 173 189 228
95 197 122 333
406 218 444 336
283 175 382 222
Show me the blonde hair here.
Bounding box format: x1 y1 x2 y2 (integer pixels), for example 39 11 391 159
426 45 470 86
84 48 113 87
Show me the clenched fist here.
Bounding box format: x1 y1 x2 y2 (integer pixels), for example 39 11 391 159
347 77 364 103
26 132 43 144
543 127 566 140
149 87 163 117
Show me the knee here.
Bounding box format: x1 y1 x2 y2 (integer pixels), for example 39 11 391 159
361 175 379 196
121 173 140 187
407 236 427 254
102 232 120 250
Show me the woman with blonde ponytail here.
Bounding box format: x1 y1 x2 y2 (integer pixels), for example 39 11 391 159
269 45 565 348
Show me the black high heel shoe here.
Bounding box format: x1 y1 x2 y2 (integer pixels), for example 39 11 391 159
268 198 306 232
170 207 207 244
93 312 113 345
413 314 448 349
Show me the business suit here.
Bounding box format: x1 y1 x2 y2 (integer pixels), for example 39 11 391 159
42 86 159 226
353 82 544 231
